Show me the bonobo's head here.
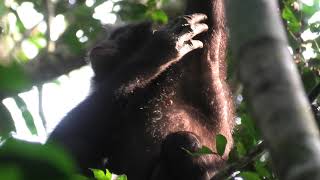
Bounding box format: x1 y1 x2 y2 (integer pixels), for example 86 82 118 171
89 22 153 83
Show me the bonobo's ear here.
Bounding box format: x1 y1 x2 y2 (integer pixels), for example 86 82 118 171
89 40 119 82
89 21 153 83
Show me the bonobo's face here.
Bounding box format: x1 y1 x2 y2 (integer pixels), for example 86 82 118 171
89 22 153 82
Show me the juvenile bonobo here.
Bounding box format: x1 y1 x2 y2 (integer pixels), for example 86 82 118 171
48 0 234 179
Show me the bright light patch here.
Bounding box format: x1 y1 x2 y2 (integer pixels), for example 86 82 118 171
93 1 117 24
22 40 39 59
7 13 17 32
235 117 241 125
19 88 47 140
5 0 18 10
301 29 319 41
50 14 67 41
76 29 84 38
302 43 317 59
86 0 95 7
309 11 320 24
37 38 47 47
288 46 294 55
38 21 47 33
300 4 320 41
79 36 89 43
93 13 117 24
43 66 93 133
69 0 76 5
300 0 314 6
17 2 43 29
2 98 31 137
113 5 121 12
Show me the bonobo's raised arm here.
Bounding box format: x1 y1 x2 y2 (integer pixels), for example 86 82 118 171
90 14 208 95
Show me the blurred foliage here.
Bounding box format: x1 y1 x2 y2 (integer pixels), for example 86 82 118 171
0 0 320 180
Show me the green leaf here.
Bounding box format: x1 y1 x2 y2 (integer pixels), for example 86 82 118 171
90 168 112 180
72 174 89 180
147 0 157 8
282 6 301 33
301 3 319 17
216 134 227 156
0 103 15 138
13 96 38 135
0 63 31 92
310 22 320 33
0 165 22 180
238 171 261 180
105 169 112 179
183 146 214 157
0 1 7 17
0 139 76 179
149 10 168 24
117 175 128 180
254 160 272 179
236 141 247 158
115 2 148 21
301 68 317 92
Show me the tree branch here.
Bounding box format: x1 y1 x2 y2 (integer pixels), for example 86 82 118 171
211 142 266 180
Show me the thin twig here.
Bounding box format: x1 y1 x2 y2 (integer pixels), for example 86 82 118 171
211 142 266 180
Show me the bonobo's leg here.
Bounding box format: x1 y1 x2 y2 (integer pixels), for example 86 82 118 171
149 132 222 180
103 13 209 95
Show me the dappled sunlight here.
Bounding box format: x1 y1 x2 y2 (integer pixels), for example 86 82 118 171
16 2 43 29
93 1 117 24
2 66 93 142
43 66 93 133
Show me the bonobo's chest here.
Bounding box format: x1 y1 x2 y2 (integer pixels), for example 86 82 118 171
122 54 213 141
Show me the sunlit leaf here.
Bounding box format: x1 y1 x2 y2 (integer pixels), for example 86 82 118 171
13 96 37 135
282 6 301 33
216 134 227 156
150 9 168 24
238 171 261 180
183 146 214 157
90 168 112 180
117 175 128 180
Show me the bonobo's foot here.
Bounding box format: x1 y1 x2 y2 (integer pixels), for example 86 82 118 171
150 131 217 180
155 13 209 59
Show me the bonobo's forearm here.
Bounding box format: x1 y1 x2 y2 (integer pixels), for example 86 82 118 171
110 35 179 94
106 13 209 95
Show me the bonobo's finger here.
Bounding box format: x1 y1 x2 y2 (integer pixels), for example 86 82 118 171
189 40 204 49
184 13 208 24
191 23 209 36
180 23 208 42
179 40 203 57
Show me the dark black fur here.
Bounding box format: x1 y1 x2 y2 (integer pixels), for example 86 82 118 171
47 1 234 179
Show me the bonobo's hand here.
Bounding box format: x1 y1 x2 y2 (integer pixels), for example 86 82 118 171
154 13 209 59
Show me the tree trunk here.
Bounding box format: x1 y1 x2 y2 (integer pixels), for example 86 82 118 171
226 0 320 179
